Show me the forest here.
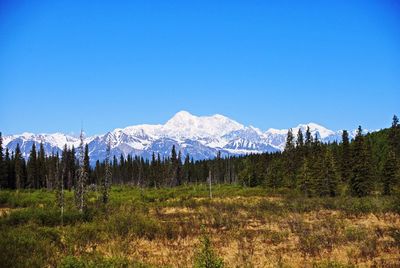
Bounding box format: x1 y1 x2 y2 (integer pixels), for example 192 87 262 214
1 116 399 197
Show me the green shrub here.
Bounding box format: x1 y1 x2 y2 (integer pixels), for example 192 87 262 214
194 232 224 268
59 254 148 268
344 226 368 242
107 208 161 239
0 225 59 267
0 207 89 227
388 227 400 247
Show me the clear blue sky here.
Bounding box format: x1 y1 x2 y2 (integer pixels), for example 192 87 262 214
1 0 399 135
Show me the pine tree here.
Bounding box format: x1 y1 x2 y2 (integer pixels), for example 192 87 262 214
382 150 397 195
0 132 7 188
27 143 37 188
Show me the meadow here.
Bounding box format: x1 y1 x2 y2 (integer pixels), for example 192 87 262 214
0 185 399 267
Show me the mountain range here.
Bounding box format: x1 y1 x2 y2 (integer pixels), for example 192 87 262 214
3 111 361 164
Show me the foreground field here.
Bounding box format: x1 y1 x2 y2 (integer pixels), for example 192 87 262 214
0 185 400 267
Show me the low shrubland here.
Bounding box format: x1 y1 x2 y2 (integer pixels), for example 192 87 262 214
0 184 399 267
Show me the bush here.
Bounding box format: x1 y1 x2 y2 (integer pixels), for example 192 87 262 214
59 254 148 268
0 225 59 267
388 227 400 247
344 226 368 242
194 231 224 268
107 208 161 239
0 207 88 227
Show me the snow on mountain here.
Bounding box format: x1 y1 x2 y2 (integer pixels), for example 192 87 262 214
3 111 358 163
162 111 244 139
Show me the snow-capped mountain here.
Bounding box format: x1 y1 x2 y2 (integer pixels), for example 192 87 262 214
2 111 358 164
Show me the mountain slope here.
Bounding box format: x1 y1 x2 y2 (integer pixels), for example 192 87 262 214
3 111 358 163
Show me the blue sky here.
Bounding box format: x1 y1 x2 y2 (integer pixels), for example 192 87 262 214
0 0 399 135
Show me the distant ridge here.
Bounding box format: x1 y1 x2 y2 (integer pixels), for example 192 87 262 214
3 111 364 163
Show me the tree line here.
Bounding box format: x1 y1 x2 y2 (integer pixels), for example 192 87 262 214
0 115 399 197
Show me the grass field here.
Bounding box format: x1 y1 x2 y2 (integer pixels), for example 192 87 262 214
0 185 399 267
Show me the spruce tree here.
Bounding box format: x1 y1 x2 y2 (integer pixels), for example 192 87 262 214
14 144 23 190
177 150 182 185
305 126 313 148
5 148 12 188
170 145 178 186
266 158 284 190
84 144 90 183
340 130 351 182
296 128 304 148
382 150 397 195
0 132 7 188
298 158 313 197
350 126 373 197
284 129 296 188
389 115 400 156
323 149 339 197
37 142 46 188
54 152 64 224
102 137 112 204
27 143 37 188
183 153 191 183
75 131 88 213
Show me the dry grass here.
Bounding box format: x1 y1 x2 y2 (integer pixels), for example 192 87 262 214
92 196 400 267
1 187 399 267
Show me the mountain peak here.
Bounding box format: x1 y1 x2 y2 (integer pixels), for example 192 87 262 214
164 111 243 138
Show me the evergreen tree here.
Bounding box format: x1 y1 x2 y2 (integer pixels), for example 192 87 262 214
323 149 339 197
340 130 351 183
5 148 12 188
296 128 304 148
177 150 182 185
183 153 191 183
54 152 64 224
102 137 112 204
350 126 373 197
305 126 313 149
389 115 400 156
284 129 296 188
14 144 23 190
0 132 7 188
37 142 46 188
170 145 178 186
382 150 397 195
75 131 88 212
266 158 284 190
84 144 90 183
27 143 37 188
298 158 313 197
